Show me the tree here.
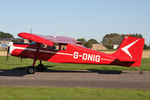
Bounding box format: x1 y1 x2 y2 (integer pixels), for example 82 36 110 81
144 44 148 49
77 38 87 46
84 40 92 48
121 33 143 38
77 38 93 48
148 44 150 49
88 38 99 44
102 33 122 49
0 31 14 38
102 33 144 49
77 38 86 43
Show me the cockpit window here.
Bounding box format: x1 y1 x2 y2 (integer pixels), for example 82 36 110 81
41 44 67 51
13 42 34 45
31 41 37 45
61 45 66 50
40 44 46 48
46 45 55 50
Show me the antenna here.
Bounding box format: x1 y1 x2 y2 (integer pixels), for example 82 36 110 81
30 28 32 34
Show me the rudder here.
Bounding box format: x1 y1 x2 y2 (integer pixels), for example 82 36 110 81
113 36 145 67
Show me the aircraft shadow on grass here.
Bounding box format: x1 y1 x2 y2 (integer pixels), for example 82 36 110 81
0 66 123 77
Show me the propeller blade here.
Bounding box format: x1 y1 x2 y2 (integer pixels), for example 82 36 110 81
6 46 10 61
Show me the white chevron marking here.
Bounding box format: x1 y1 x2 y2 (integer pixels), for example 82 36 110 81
121 39 140 58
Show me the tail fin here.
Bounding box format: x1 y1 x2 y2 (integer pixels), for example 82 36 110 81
113 36 145 67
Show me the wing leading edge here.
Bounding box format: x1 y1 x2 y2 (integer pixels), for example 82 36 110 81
18 32 79 46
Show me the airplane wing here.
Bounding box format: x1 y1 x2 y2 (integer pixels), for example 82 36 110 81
18 32 79 46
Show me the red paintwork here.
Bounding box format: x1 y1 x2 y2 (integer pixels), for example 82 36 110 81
18 32 80 46
9 32 145 67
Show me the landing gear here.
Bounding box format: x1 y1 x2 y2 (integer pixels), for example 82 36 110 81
139 71 143 74
27 60 46 74
133 67 143 74
36 64 46 72
36 60 46 72
27 67 36 74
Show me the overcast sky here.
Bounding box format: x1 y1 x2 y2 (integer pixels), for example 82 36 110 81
0 0 150 44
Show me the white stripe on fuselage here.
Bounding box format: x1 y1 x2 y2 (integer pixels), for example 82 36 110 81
10 44 114 62
10 44 73 56
39 50 73 56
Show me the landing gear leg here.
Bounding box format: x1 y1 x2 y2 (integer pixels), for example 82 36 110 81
27 59 37 74
36 60 46 72
133 67 143 74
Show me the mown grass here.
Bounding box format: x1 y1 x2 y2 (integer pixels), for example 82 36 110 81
0 87 149 100
0 56 150 71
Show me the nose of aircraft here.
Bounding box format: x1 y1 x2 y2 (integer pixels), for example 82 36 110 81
6 42 14 60
7 42 13 55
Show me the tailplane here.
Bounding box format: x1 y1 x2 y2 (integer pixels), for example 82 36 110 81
113 36 145 67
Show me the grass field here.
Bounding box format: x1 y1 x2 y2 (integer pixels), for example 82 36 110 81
0 87 149 100
0 56 150 71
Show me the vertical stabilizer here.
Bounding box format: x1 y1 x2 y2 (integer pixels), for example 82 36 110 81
113 36 145 67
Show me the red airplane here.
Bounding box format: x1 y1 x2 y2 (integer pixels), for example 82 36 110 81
7 32 145 74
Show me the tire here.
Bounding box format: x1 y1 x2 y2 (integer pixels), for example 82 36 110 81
139 71 143 74
27 67 36 74
36 64 46 72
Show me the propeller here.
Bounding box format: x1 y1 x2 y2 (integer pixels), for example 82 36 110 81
6 46 10 61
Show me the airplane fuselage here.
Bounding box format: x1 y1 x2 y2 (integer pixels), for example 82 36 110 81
9 42 115 65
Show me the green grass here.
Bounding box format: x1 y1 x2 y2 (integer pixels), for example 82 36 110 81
0 87 149 100
0 56 150 71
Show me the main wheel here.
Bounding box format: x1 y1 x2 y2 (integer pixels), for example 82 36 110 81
139 71 143 74
27 67 36 74
36 64 46 72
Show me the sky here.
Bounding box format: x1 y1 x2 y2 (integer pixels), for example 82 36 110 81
0 0 150 44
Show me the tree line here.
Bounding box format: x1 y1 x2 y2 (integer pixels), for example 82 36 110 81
102 33 144 49
77 38 99 48
77 33 149 49
0 31 14 38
